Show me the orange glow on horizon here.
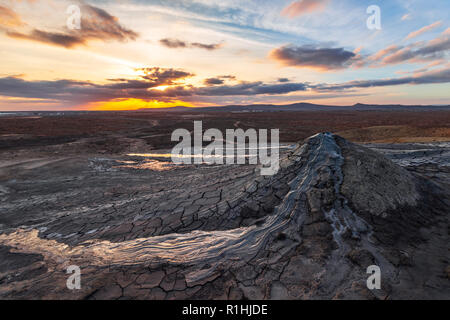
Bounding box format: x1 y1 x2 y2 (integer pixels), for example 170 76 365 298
84 98 195 110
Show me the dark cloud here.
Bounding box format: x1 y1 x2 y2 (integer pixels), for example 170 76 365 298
0 76 94 100
0 67 194 103
159 38 223 50
159 38 187 48
128 81 308 97
269 44 358 70
204 78 225 85
203 75 237 86
194 82 308 96
5 4 137 48
278 78 290 82
0 74 308 105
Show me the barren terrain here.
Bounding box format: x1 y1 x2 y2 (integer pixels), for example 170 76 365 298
0 110 449 300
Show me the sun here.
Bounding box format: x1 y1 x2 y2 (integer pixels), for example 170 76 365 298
153 85 170 91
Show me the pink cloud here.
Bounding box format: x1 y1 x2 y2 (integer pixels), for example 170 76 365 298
405 21 442 41
281 0 327 18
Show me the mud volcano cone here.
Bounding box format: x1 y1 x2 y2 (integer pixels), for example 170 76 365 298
233 132 448 299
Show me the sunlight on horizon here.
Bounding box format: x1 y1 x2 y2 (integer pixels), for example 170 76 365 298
84 98 195 110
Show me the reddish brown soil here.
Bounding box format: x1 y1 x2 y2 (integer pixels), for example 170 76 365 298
0 111 449 152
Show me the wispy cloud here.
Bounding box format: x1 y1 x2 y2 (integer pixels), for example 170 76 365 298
7 29 85 48
0 5 24 27
401 13 411 21
368 28 450 66
405 21 442 41
281 0 328 18
314 66 450 91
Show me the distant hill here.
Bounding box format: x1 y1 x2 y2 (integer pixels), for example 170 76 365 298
137 102 450 112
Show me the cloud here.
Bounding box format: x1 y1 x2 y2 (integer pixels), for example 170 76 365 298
79 4 138 42
5 4 137 48
136 81 309 97
106 67 194 90
401 14 411 21
269 44 359 70
204 78 224 85
159 38 187 48
0 76 92 101
138 67 193 84
191 42 223 50
0 67 196 105
0 5 24 27
203 75 236 86
220 75 236 80
365 29 450 67
0 72 308 105
369 44 399 61
7 29 84 48
1 65 449 107
194 82 308 96
159 38 223 50
314 67 450 91
396 60 447 76
405 21 442 41
281 0 327 18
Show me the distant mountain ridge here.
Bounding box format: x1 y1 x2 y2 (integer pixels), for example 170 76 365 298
138 102 450 112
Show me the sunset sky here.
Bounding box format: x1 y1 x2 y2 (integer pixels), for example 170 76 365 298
0 0 449 110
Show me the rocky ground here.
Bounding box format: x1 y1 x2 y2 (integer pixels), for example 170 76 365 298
0 133 449 300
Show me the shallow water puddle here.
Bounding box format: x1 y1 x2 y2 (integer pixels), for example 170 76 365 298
114 159 178 171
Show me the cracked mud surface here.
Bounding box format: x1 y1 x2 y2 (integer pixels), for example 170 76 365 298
0 134 449 300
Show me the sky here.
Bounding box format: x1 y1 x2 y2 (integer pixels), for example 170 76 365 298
0 0 449 110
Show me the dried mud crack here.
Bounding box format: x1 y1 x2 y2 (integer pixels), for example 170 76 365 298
0 133 448 299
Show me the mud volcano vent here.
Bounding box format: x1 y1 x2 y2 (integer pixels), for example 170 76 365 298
0 133 448 299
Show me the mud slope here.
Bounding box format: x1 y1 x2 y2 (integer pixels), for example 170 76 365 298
0 133 448 299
